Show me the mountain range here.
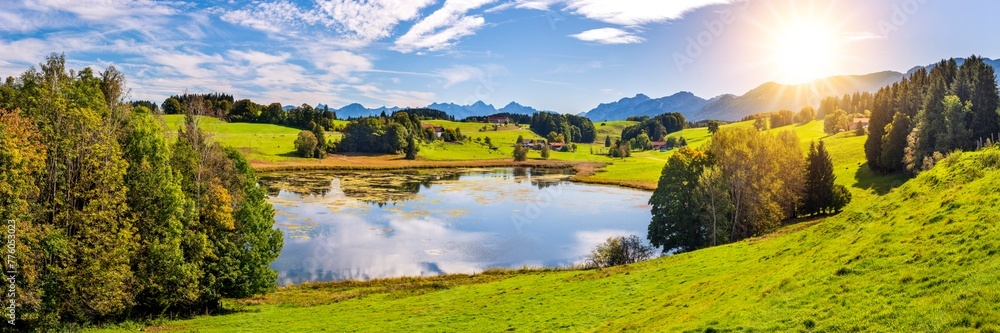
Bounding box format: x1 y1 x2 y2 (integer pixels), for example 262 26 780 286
311 58 999 122
330 101 549 119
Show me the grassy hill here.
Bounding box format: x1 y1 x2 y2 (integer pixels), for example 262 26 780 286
160 115 345 162
92 121 1000 332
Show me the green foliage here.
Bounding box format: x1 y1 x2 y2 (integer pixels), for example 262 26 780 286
796 106 816 124
405 135 418 160
338 116 413 154
540 143 550 159
753 117 768 130
803 141 850 215
295 130 318 158
530 112 595 143
823 109 849 134
586 235 654 268
769 109 796 128
310 122 327 158
635 132 651 150
648 147 708 252
621 112 685 142
0 55 284 328
229 99 260 123
707 120 721 134
512 145 529 161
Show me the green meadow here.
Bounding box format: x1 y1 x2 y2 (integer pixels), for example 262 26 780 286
92 117 1000 332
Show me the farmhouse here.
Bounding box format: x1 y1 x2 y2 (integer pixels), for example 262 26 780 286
521 139 539 148
650 141 667 150
548 142 565 151
849 118 870 131
421 123 444 137
488 116 511 125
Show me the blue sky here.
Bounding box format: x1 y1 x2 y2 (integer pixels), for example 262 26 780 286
1 0 998 114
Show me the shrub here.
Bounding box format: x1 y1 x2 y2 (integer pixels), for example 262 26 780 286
294 130 318 158
513 145 529 161
540 143 550 159
586 235 654 268
830 184 852 212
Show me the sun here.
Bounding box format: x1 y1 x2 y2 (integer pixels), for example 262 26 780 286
767 19 841 84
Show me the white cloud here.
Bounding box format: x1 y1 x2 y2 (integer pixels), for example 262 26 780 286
438 65 485 87
392 0 497 53
564 0 732 26
315 0 435 42
220 1 306 34
226 50 292 66
25 0 177 21
570 28 644 44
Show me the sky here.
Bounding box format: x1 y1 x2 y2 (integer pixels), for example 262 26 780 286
1 0 999 114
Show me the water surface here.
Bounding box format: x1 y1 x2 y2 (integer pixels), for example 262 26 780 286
259 168 652 286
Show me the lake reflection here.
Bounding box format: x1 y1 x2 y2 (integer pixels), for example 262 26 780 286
259 168 652 286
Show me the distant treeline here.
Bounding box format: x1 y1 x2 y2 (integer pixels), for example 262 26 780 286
529 112 596 143
621 112 686 142
162 92 235 117
464 112 532 124
336 112 424 155
394 108 454 121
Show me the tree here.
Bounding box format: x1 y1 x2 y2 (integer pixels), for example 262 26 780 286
513 145 529 161
295 130 318 157
540 143 551 159
803 141 844 215
229 99 259 123
516 135 524 145
121 106 198 310
880 113 911 172
605 135 612 147
586 235 654 268
693 166 732 246
753 117 768 130
796 106 816 124
823 109 849 134
484 136 493 147
707 120 721 134
405 135 419 160
954 56 1000 143
665 136 678 149
648 147 708 253
162 97 183 114
636 132 651 150
310 121 327 158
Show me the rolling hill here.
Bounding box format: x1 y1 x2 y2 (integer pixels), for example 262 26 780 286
91 125 1000 332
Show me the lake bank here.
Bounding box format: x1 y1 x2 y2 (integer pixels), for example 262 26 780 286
251 154 659 191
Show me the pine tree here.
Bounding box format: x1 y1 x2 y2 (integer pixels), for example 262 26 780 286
804 141 836 215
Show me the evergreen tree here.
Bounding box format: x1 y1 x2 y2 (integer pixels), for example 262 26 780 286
605 135 612 147
804 141 836 215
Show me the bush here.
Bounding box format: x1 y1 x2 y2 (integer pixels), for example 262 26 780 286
295 130 318 157
513 145 529 161
540 144 550 159
830 184 852 212
586 235 654 268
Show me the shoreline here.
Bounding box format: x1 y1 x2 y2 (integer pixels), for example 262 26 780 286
250 154 657 192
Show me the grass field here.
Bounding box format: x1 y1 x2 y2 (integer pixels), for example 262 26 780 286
158 116 862 190
90 125 1000 332
161 115 343 162
593 120 638 144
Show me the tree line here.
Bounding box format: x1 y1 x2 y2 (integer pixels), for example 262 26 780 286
647 127 850 253
0 54 282 329
621 112 685 142
335 112 424 156
865 56 1000 174
529 112 596 144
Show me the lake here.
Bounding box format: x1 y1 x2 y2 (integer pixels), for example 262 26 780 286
259 167 653 286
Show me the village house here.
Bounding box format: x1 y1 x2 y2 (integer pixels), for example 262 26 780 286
548 142 565 151
650 141 667 151
521 139 539 148
849 117 870 131
488 116 511 125
421 123 444 138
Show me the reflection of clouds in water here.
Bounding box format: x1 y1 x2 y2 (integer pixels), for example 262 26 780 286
273 212 536 286
265 168 653 286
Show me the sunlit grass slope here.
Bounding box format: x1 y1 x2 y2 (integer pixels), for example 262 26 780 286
93 124 1000 333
